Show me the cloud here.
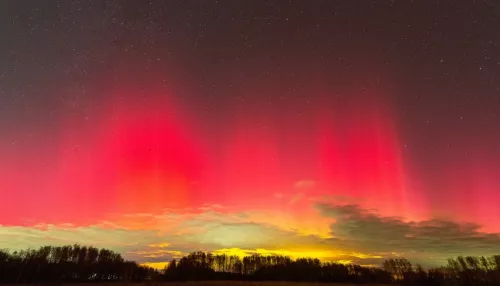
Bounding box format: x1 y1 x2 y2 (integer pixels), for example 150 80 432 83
0 224 162 254
198 204 224 211
149 242 170 248
5 200 498 269
126 249 183 260
0 206 367 267
294 180 317 190
316 203 500 266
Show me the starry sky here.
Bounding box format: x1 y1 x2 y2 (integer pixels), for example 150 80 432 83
1 0 500 268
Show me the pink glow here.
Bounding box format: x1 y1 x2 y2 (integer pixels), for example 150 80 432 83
0 84 498 233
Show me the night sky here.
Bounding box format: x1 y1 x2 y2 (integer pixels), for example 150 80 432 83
1 0 500 268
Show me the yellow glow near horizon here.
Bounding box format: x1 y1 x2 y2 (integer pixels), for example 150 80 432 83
141 261 170 270
213 247 381 262
141 247 384 270
141 247 383 270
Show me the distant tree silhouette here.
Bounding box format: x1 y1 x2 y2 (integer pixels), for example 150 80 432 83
383 257 414 282
0 245 155 283
3 245 500 284
158 252 392 283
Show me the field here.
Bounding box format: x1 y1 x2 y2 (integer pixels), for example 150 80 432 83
7 282 396 286
113 282 393 286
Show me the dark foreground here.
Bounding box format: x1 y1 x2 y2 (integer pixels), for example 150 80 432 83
3 245 500 285
15 280 397 286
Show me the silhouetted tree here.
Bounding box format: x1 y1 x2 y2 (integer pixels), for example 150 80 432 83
4 245 500 285
0 245 155 284
383 258 414 282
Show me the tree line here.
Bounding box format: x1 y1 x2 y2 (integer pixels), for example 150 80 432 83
0 245 157 283
163 252 500 285
2 245 500 285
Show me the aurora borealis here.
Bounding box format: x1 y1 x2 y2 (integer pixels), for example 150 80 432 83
1 1 500 268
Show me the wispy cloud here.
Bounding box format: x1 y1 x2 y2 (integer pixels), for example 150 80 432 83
294 180 317 190
149 242 171 248
3 199 500 269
